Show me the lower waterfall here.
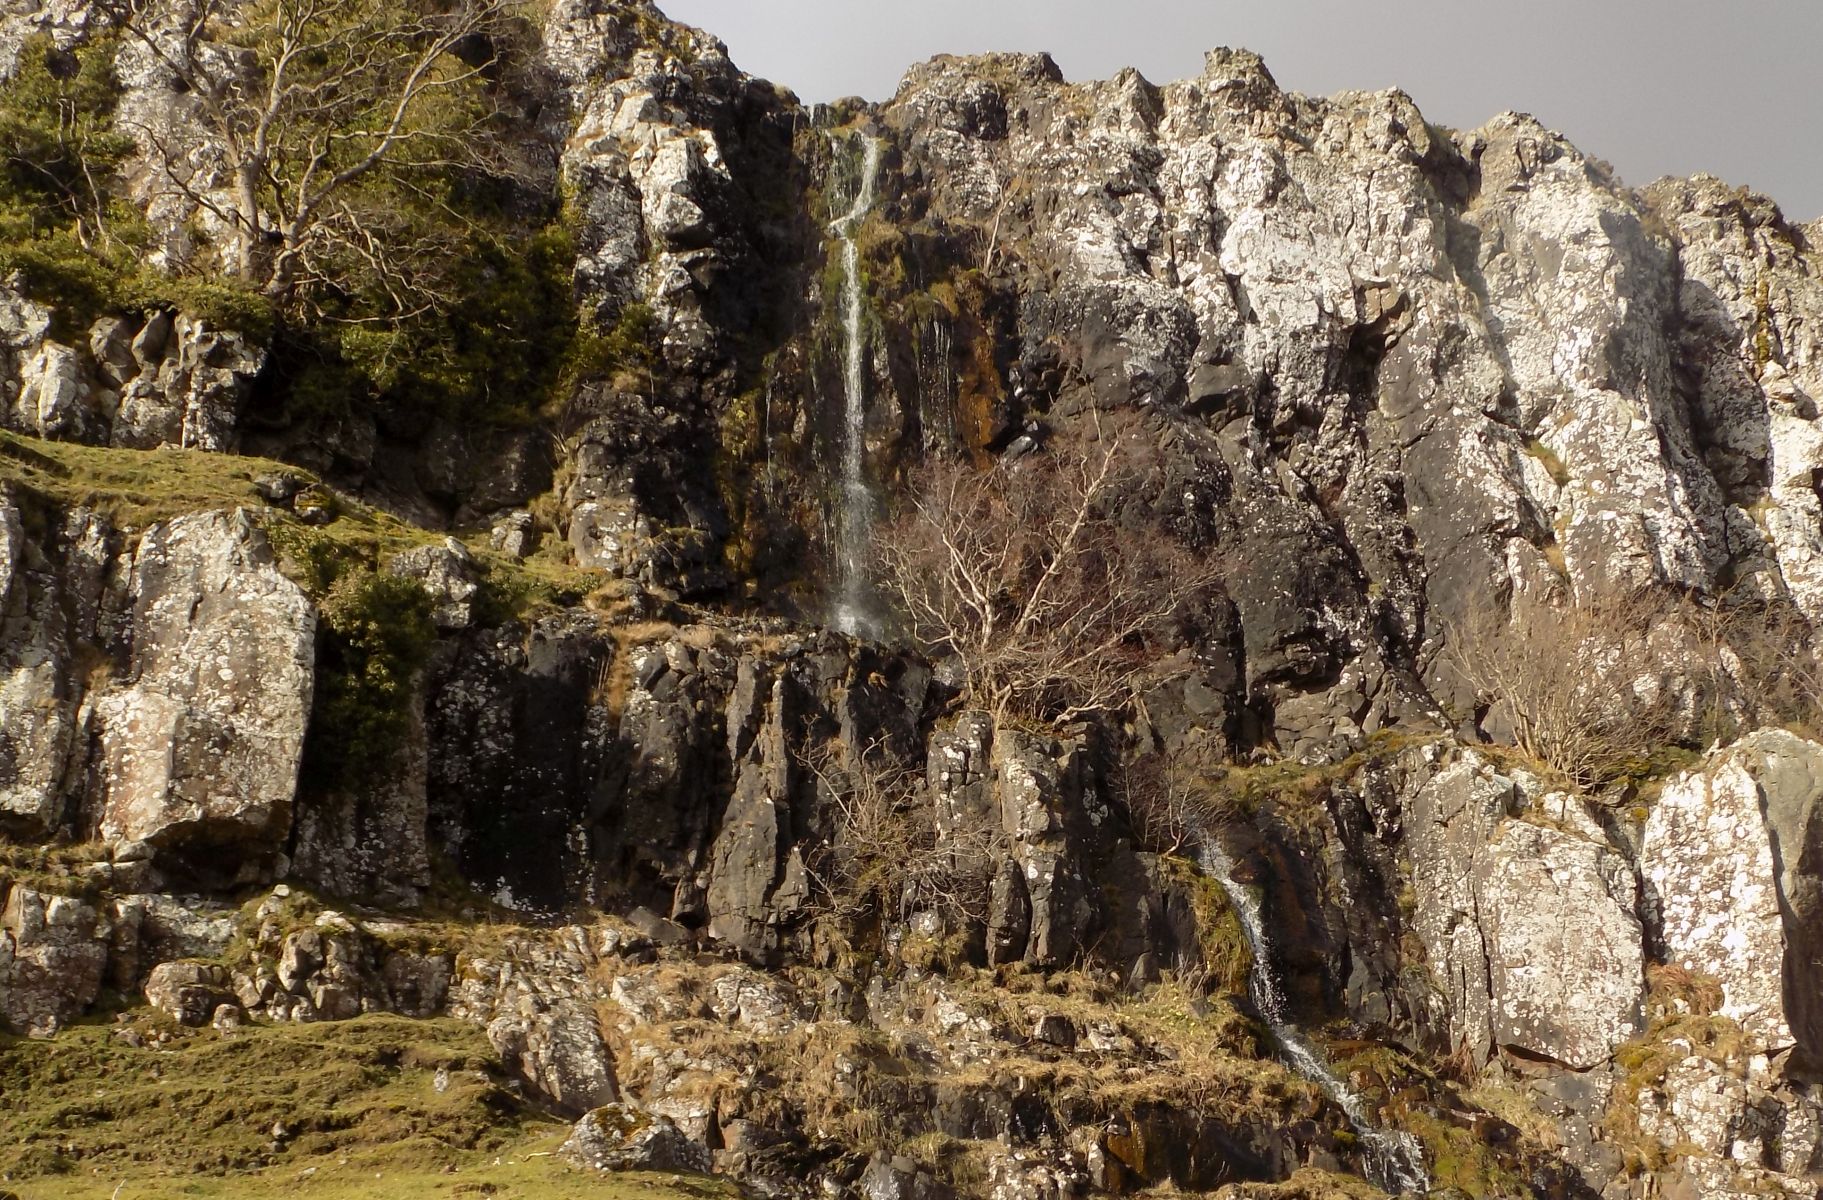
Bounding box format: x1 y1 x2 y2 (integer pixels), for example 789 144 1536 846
1198 842 1431 1195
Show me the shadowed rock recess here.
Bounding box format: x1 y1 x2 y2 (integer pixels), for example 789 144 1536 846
2 2 1822 1198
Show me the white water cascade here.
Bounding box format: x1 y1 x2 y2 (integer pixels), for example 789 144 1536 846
828 133 884 637
1199 842 1431 1196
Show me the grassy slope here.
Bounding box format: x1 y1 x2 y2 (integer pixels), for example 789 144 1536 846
0 430 595 610
0 1013 728 1200
0 430 298 528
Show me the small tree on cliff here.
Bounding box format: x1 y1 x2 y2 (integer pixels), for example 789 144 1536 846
875 428 1219 726
100 0 519 313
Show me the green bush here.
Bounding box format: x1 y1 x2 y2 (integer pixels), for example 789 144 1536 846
0 28 583 425
0 34 134 231
303 571 437 792
0 34 279 341
272 220 584 427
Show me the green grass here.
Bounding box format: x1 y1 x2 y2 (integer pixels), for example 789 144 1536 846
0 430 596 614
1157 853 1254 996
0 432 305 530
0 1013 730 1200
6 1143 728 1200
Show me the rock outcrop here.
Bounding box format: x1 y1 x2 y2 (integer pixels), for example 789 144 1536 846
1644 730 1823 1064
0 884 112 1036
3 297 265 452
2 4 1823 1198
1404 749 1644 1069
92 510 314 863
0 490 313 879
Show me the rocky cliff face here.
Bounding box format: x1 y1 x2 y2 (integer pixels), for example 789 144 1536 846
2 3 1823 1199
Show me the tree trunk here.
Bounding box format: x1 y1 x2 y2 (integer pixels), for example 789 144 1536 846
234 162 264 282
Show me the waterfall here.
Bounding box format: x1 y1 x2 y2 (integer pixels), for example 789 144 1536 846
1198 841 1431 1196
828 133 883 637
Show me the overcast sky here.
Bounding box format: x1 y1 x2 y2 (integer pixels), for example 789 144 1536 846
658 0 1823 222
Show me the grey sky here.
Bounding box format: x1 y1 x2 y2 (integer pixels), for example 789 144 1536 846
658 0 1823 222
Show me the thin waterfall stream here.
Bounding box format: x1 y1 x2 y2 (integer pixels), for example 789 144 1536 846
828 132 883 637
1198 840 1431 1196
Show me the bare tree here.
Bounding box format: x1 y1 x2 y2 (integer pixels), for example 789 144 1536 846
100 0 517 311
1116 752 1216 857
875 427 1220 726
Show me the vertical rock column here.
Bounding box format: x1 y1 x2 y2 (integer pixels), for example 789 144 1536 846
92 511 315 876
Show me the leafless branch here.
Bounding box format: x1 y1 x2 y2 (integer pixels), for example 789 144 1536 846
798 739 998 927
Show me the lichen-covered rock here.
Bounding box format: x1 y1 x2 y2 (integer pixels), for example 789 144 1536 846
92 510 314 872
1 305 264 451
1646 176 1823 624
561 1102 710 1174
377 947 452 1019
1643 731 1823 1059
706 666 806 961
272 924 371 1021
290 684 432 907
0 494 70 836
110 312 259 454
386 540 480 631
991 729 1095 968
1405 751 1512 1064
1407 748 1644 1067
450 928 618 1115
11 342 96 440
982 1144 1086 1200
1473 820 1644 1067
868 46 1823 752
0 491 115 840
131 892 238 964
0 885 114 1036
142 958 233 1026
1624 1042 1823 1200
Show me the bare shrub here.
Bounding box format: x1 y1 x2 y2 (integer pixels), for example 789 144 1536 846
874 426 1221 727
1116 752 1226 856
798 741 997 927
1452 577 1823 785
1671 588 1823 742
1446 587 1682 786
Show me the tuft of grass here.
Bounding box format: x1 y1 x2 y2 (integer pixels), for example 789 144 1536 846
1523 438 1571 487
0 843 111 899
